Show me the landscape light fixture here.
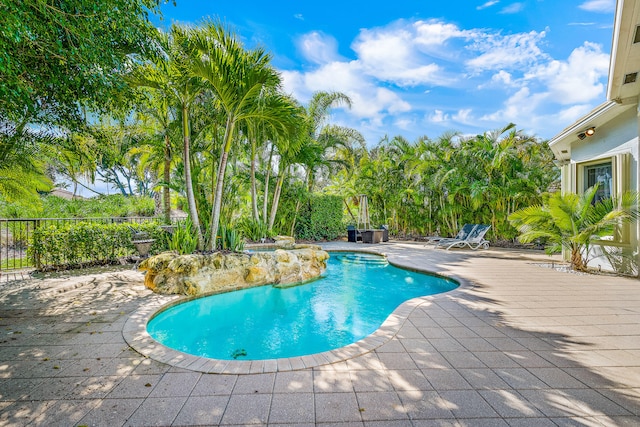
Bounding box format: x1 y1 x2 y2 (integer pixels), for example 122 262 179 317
577 126 596 140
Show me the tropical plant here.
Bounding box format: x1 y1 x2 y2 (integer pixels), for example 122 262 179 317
217 224 245 252
508 187 639 271
190 19 298 250
167 218 199 255
127 24 207 249
0 122 53 209
127 94 181 223
2 0 162 155
239 218 271 242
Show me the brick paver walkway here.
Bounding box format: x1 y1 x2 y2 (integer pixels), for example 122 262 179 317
0 241 638 426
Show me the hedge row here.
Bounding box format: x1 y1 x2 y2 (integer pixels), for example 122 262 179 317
30 222 168 270
295 195 344 241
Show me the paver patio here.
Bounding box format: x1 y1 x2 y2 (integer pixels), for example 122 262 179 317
0 241 639 426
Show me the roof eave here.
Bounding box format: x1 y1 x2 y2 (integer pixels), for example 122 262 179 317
548 101 620 149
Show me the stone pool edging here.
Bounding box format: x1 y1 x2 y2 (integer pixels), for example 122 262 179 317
122 249 471 374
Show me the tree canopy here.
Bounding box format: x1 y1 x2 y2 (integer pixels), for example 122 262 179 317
0 8 562 252
0 0 163 130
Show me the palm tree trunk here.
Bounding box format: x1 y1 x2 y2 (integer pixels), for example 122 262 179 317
250 141 259 222
290 198 302 236
262 145 274 223
307 169 314 192
163 130 171 224
268 165 286 231
344 198 356 221
182 104 204 250
571 247 587 271
210 117 235 250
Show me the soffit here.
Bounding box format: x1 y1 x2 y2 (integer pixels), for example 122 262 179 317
548 101 634 161
608 0 640 102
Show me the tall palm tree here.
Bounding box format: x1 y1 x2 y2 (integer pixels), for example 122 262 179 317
128 101 180 222
189 20 297 249
244 94 302 224
509 187 639 271
127 25 206 249
297 91 364 192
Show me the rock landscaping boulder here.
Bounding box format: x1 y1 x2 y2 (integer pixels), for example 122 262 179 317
139 246 329 296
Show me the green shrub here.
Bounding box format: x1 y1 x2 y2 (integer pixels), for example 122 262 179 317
166 218 199 255
34 194 157 218
295 195 344 241
30 221 167 270
217 224 245 252
238 218 271 242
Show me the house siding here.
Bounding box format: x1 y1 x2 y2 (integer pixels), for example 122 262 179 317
563 107 639 275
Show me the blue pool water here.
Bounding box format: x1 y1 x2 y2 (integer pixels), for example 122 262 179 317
147 252 457 360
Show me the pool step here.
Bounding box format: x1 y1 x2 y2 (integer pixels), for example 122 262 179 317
335 254 388 267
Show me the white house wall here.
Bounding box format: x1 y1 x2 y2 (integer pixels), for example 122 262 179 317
566 106 639 275
570 107 638 170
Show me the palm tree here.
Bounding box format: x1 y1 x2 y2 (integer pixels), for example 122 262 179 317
127 25 206 249
189 20 297 249
297 91 364 192
45 133 98 197
244 94 302 224
509 187 639 271
128 100 180 222
0 121 52 208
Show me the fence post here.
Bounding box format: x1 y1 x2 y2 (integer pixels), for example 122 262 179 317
0 219 4 273
34 219 41 270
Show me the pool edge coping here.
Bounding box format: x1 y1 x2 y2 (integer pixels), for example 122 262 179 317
122 249 472 374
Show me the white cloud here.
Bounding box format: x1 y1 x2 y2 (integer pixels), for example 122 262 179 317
429 110 450 123
479 43 609 132
500 2 525 14
477 0 500 10
413 20 469 47
481 87 548 124
296 31 340 64
281 17 609 142
466 30 547 71
478 70 516 89
294 13 304 20
492 70 514 86
427 108 475 126
579 0 615 13
394 118 415 130
556 104 594 123
453 109 474 125
281 61 410 126
351 21 454 86
526 42 609 104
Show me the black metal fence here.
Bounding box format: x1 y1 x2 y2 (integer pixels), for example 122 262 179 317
0 216 164 273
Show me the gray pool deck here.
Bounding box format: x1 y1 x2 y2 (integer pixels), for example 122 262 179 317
0 241 639 426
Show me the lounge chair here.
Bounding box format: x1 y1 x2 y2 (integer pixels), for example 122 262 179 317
435 224 491 250
425 224 476 247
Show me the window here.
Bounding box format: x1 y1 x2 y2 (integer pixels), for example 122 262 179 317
584 161 612 203
574 153 632 245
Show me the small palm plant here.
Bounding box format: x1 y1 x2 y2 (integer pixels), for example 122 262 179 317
508 186 639 271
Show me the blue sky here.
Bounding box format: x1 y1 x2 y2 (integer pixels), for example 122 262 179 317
154 0 616 145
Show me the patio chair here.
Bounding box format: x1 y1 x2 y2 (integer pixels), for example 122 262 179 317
435 224 491 250
425 223 476 247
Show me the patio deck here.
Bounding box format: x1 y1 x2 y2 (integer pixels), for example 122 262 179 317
0 241 638 426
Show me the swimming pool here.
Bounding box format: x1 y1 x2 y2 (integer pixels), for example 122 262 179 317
146 252 458 360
